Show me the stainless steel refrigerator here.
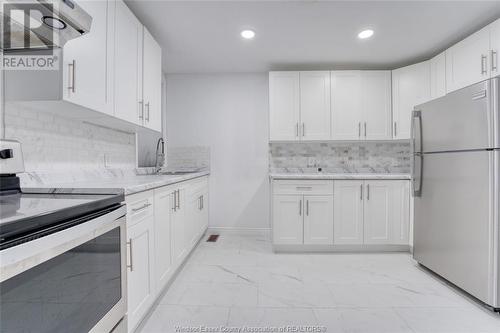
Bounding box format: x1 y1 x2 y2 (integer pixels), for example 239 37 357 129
412 77 500 310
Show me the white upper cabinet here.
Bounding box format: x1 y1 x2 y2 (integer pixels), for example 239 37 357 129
430 52 447 99
143 28 163 132
63 0 114 115
362 71 392 140
114 0 143 125
446 25 491 93
299 71 331 140
331 71 363 140
490 19 500 78
392 61 430 140
331 71 391 140
269 72 301 141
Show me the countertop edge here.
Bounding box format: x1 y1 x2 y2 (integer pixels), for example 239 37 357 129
269 173 411 180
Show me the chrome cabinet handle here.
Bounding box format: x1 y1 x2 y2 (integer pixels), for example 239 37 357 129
394 122 397 137
201 195 204 209
360 184 363 200
296 186 312 190
491 50 498 72
481 54 488 75
138 100 144 120
131 202 151 212
364 122 367 137
306 200 309 216
299 200 302 216
295 123 299 137
127 239 133 271
302 123 305 137
176 190 180 210
367 184 370 200
358 122 361 138
172 192 176 212
68 60 76 93
145 102 150 121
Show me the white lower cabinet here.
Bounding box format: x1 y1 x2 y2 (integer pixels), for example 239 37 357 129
126 192 155 332
333 181 364 245
153 187 173 292
272 179 410 249
273 195 304 244
334 180 410 246
303 195 334 245
126 176 209 332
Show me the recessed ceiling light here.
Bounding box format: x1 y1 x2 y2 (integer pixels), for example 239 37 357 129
358 29 374 39
241 29 256 40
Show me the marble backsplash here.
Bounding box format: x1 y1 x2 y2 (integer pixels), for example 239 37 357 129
4 104 138 186
166 146 210 172
269 141 411 174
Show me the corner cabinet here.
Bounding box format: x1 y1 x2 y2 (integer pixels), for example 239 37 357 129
63 0 114 115
271 179 410 250
392 61 431 140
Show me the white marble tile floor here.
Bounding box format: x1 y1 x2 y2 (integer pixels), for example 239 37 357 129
139 232 500 333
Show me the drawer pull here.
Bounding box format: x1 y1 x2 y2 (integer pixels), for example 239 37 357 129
131 203 151 212
296 186 313 190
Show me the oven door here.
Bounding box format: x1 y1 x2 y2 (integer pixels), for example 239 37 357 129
0 205 127 333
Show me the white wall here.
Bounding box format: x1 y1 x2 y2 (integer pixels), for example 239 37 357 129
166 73 270 230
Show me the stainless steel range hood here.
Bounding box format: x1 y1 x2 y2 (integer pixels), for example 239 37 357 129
1 0 92 51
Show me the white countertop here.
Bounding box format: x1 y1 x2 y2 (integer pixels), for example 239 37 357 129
28 171 210 196
269 173 411 180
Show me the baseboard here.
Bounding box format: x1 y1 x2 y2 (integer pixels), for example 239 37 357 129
207 226 271 236
273 244 410 253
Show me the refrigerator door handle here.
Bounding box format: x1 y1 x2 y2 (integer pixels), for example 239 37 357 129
413 153 423 197
411 110 424 197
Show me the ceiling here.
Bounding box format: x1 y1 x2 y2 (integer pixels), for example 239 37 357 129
125 0 500 74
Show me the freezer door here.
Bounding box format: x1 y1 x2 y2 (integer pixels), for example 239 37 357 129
414 78 499 152
413 150 499 307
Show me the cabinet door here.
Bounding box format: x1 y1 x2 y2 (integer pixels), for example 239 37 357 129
171 189 187 265
303 195 334 245
63 0 113 115
127 215 155 332
430 52 446 100
143 28 162 132
362 71 392 140
446 25 490 93
200 191 209 232
272 195 303 244
299 71 331 140
269 72 300 141
153 188 173 291
391 180 410 245
333 181 364 245
114 0 143 125
331 71 363 140
392 62 430 140
363 181 392 244
490 19 500 78
185 191 201 248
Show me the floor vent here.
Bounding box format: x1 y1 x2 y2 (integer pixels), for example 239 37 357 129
207 234 219 242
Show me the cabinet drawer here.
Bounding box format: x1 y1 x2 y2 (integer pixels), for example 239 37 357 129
273 180 334 195
126 190 154 226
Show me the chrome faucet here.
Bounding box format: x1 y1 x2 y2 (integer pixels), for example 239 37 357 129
155 138 165 172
